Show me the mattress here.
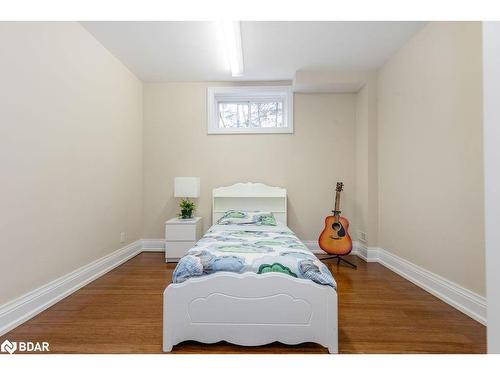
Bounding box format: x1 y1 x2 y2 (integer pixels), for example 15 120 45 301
172 223 336 289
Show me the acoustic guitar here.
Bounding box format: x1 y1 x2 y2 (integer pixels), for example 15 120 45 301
318 182 353 256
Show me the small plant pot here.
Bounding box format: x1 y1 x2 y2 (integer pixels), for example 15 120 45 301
180 209 193 219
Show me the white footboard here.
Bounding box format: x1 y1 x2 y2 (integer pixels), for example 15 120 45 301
163 272 338 353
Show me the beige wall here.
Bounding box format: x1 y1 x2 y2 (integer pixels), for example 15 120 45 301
377 22 484 295
143 82 356 240
0 22 143 304
354 73 378 247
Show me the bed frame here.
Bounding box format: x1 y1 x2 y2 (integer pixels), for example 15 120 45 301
163 182 338 353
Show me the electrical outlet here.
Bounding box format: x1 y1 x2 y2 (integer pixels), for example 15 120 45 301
120 232 126 243
358 231 367 243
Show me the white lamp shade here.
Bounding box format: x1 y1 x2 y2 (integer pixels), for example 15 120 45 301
174 177 200 198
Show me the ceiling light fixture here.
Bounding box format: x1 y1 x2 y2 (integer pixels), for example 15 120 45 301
218 21 244 77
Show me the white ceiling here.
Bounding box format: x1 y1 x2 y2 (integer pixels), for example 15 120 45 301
81 21 425 82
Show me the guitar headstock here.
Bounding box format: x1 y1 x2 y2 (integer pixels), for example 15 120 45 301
336 182 344 192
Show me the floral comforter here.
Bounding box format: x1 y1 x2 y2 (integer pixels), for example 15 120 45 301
172 224 336 289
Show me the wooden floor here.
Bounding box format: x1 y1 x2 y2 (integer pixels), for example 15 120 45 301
0 253 486 354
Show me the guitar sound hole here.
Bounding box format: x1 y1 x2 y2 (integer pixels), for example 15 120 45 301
332 222 346 237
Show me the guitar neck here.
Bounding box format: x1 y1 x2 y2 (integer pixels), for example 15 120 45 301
334 191 341 216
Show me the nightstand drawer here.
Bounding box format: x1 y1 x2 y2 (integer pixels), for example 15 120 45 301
165 241 196 260
166 224 199 241
165 217 202 262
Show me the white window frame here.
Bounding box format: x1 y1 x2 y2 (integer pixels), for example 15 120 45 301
207 86 294 134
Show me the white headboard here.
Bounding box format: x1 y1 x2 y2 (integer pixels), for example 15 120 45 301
212 182 287 225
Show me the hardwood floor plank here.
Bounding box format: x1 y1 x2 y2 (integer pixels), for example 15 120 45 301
0 253 486 354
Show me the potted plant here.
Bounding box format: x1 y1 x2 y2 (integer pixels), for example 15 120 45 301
179 198 195 219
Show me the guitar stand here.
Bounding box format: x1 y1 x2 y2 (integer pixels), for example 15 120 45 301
318 255 357 269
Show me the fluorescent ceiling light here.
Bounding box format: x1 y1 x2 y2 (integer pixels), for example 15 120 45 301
218 21 244 77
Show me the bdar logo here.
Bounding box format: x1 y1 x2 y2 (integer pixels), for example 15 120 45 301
0 339 49 354
1 339 17 354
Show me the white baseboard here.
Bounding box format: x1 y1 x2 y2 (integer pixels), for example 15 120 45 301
302 240 322 253
375 247 486 325
352 241 379 262
141 238 165 252
303 239 367 258
0 240 143 336
351 241 486 325
304 240 486 325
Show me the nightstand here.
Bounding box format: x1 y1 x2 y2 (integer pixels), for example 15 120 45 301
165 217 203 262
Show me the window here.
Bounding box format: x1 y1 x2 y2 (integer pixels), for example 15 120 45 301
207 86 293 134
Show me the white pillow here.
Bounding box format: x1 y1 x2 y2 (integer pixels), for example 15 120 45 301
216 210 277 226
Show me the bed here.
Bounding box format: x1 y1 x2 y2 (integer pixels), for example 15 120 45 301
163 182 338 353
